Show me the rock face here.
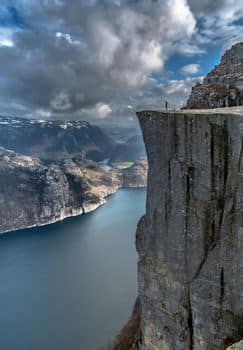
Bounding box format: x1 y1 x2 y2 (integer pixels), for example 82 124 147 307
0 148 120 234
0 116 114 161
120 161 148 188
185 42 243 109
0 115 146 163
110 135 146 163
135 108 243 349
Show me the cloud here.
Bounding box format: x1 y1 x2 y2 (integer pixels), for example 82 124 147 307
180 63 200 75
188 0 243 50
3 0 243 122
0 0 198 121
78 103 112 119
0 28 14 47
188 0 227 15
0 37 13 47
134 76 204 111
56 32 80 45
94 103 112 119
50 91 73 111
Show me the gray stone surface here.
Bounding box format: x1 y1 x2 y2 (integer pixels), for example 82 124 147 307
0 147 147 234
119 160 148 188
135 110 243 349
185 42 243 109
0 148 120 234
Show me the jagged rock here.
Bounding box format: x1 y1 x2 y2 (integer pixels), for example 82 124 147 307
0 115 146 163
185 42 243 109
110 298 141 350
0 115 114 161
134 108 243 349
0 147 147 234
119 161 148 188
0 149 120 234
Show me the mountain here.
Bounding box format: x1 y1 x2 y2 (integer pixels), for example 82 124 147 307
0 115 146 163
116 108 243 349
185 42 243 109
0 147 120 234
0 145 147 234
0 115 114 162
110 135 146 163
118 160 148 188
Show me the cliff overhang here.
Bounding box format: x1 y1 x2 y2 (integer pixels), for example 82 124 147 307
133 107 243 349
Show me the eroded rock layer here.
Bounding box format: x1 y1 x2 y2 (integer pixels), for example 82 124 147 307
185 42 243 109
0 148 120 234
136 109 243 349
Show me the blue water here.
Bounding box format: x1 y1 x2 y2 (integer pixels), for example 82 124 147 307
0 189 146 350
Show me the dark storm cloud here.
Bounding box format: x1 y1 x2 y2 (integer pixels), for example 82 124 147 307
188 0 243 52
188 0 227 15
0 0 197 120
1 0 243 122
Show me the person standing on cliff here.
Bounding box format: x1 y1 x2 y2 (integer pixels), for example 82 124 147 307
165 100 168 110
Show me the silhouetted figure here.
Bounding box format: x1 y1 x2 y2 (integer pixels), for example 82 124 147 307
165 100 168 110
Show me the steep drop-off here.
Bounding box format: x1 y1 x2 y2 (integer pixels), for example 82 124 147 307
118 161 148 188
0 148 120 234
185 42 243 109
0 116 114 162
0 147 147 234
0 115 146 163
134 108 243 349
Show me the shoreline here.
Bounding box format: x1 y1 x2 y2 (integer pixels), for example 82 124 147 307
0 186 146 236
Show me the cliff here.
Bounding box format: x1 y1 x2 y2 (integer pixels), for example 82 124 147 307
0 147 147 234
120 161 148 188
185 42 243 109
0 115 146 163
133 107 243 349
0 115 114 161
0 148 120 234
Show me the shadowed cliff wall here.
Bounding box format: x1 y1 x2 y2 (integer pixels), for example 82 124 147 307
136 109 243 350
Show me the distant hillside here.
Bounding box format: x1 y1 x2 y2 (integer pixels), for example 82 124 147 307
0 116 146 163
0 147 147 234
0 147 120 234
0 116 114 162
110 135 146 163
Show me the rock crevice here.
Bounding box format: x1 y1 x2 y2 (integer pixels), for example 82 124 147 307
135 109 243 350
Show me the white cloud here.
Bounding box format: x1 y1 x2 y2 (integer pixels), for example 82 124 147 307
78 102 112 119
91 22 121 67
180 63 200 75
189 0 243 51
96 103 112 118
133 76 204 111
0 28 14 47
56 32 80 45
0 0 199 121
50 91 72 111
35 109 52 118
0 38 13 47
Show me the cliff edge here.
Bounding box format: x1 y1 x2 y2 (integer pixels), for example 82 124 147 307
134 108 243 349
0 148 120 234
0 147 147 234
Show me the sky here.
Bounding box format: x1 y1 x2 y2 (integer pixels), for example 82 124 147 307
0 0 243 124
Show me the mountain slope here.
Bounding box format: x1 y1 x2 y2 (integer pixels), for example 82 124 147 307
185 42 243 109
0 147 120 234
0 116 114 161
